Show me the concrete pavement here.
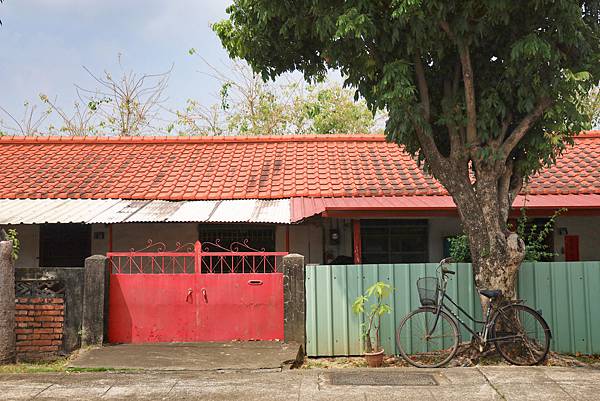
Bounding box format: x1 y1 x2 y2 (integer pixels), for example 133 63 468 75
1 366 599 400
68 342 303 371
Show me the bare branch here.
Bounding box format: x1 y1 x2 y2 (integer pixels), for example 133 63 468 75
77 62 173 135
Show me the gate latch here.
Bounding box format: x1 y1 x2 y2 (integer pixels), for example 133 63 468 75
248 279 263 286
186 288 193 302
201 288 208 303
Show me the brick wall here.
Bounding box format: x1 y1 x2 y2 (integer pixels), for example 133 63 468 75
15 297 64 361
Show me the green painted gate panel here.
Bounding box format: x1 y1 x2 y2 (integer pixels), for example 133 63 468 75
306 261 600 356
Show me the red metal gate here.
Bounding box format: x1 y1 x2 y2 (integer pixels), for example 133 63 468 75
107 240 287 343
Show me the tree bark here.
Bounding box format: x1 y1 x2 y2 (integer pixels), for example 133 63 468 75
443 164 526 307
0 241 16 364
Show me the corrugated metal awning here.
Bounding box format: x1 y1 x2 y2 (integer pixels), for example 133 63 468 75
0 199 291 225
290 194 600 222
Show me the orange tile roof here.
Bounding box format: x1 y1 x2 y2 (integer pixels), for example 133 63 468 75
0 133 598 200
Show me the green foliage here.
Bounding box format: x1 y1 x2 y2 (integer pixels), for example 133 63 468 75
1 229 19 261
215 0 600 176
352 281 393 353
176 63 383 136
447 235 472 263
449 208 566 262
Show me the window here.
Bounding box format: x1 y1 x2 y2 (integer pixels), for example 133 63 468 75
198 224 276 252
39 224 91 267
361 220 428 264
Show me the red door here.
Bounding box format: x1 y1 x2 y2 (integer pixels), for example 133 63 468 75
564 235 580 261
107 242 286 344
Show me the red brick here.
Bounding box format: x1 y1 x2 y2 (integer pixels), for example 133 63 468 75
30 340 52 346
38 346 59 352
16 316 33 322
29 322 41 328
51 340 62 346
15 310 29 316
30 333 41 340
50 298 64 304
35 328 55 334
53 328 63 333
36 316 55 322
53 317 64 322
42 322 62 328
40 310 62 316
29 298 43 304
15 304 34 310
15 328 32 334
35 304 58 310
17 346 39 352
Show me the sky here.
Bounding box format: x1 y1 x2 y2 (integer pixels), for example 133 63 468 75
0 0 242 130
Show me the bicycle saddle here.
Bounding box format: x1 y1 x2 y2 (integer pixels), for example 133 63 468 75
479 289 502 299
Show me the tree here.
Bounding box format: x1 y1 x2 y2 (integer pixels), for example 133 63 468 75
76 61 171 136
215 1 600 300
1 59 172 137
0 101 51 136
175 60 382 135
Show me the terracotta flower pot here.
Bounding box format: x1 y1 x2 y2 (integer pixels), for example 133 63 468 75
364 349 385 367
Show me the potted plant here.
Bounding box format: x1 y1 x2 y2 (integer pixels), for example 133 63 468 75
352 281 393 367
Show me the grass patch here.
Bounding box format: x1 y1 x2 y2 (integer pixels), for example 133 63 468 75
0 359 67 373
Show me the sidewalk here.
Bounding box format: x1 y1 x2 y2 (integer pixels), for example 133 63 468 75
1 366 599 400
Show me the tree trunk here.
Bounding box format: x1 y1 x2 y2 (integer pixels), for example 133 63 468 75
0 241 16 364
442 165 526 308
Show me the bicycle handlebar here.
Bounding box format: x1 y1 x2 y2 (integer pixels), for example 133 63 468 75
442 268 455 276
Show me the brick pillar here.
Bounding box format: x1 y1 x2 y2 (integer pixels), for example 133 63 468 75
15 297 64 361
81 255 109 347
283 254 305 347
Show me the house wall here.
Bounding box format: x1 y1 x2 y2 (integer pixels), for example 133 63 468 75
7 214 600 269
553 216 600 261
4 224 40 268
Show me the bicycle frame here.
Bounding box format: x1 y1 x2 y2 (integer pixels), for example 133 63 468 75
426 271 524 345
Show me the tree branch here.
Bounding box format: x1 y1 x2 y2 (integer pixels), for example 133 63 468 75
413 51 430 121
457 42 477 146
500 97 553 157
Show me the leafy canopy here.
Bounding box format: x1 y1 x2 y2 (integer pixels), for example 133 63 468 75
215 1 600 178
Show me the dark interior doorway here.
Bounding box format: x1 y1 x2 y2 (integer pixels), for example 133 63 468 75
39 224 91 267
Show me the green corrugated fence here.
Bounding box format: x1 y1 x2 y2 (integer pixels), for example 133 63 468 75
305 261 600 356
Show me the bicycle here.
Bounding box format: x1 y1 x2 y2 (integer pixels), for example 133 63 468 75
396 258 551 368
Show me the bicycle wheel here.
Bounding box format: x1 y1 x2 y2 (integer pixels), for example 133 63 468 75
396 307 460 368
492 304 551 366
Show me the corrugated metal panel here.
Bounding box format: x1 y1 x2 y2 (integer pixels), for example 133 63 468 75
88 200 149 224
124 200 184 223
306 262 600 356
0 198 291 224
166 201 220 222
291 194 600 222
0 199 122 224
518 261 600 354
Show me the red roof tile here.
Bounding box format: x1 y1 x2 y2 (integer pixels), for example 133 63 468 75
0 133 598 201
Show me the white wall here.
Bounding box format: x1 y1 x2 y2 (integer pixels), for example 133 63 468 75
553 216 600 261
2 224 40 268
427 217 463 263
288 219 324 264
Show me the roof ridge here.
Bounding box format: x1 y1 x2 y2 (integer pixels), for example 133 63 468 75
0 134 387 145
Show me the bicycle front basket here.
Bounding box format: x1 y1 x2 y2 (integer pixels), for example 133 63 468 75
416 277 440 306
